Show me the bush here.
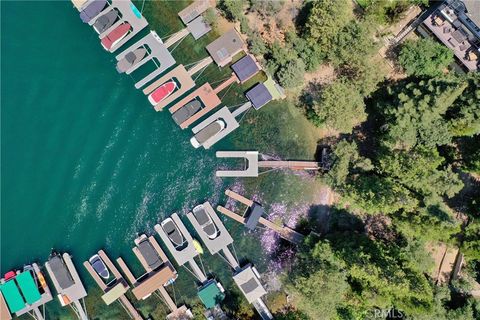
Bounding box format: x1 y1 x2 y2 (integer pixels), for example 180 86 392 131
218 0 244 21
203 8 218 30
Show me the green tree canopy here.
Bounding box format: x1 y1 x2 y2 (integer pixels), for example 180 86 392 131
398 38 453 77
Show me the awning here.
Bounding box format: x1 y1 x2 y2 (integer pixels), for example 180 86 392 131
0 280 25 313
16 272 41 305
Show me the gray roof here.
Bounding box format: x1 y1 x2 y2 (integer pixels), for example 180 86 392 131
245 203 264 231
187 16 211 40
246 83 273 110
462 0 480 26
232 266 267 303
137 240 163 270
49 255 75 290
206 29 244 66
231 55 260 82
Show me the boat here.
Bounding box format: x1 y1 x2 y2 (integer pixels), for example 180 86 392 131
116 47 147 73
161 218 186 249
190 120 225 149
47 252 74 290
136 236 163 270
4 271 16 281
130 3 142 19
93 9 118 34
101 22 131 51
79 0 107 23
193 204 219 239
88 254 110 279
193 239 204 254
148 81 177 106
172 100 202 125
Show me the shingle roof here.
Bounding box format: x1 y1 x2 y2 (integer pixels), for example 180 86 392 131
206 29 244 66
246 83 273 110
231 55 260 82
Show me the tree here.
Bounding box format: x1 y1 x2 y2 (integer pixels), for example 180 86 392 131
276 58 306 88
308 80 367 133
247 32 268 56
249 0 284 17
462 220 480 261
398 38 453 77
218 0 244 21
447 73 480 137
203 8 218 30
285 239 349 320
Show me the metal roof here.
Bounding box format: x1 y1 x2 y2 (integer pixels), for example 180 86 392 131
16 272 41 305
0 281 25 313
231 55 260 82
187 16 211 40
198 281 224 309
246 83 273 110
232 266 267 303
245 203 264 230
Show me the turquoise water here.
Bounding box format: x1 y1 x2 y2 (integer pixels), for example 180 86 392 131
1 1 320 318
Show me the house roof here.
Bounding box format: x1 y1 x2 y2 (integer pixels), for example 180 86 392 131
246 83 273 110
206 29 244 66
187 16 211 40
178 0 210 24
231 55 260 82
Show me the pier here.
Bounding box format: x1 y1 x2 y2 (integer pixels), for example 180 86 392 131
96 0 148 53
83 250 142 320
164 28 191 48
217 189 305 245
45 253 88 320
155 213 208 283
142 65 196 111
115 31 176 89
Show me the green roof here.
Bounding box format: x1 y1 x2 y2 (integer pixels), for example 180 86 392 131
16 272 41 304
0 280 25 313
102 283 128 305
198 281 224 309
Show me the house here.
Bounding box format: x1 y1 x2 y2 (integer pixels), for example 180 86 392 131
206 29 245 67
418 0 480 71
231 54 261 83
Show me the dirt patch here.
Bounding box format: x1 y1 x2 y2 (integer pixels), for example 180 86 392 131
427 242 459 284
304 64 336 84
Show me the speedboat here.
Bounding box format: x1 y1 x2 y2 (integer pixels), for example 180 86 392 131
116 47 147 73
190 120 225 148
93 9 118 34
80 0 107 23
193 204 219 239
88 254 110 279
3 270 16 281
161 218 185 249
101 22 131 51
172 100 202 125
148 81 177 106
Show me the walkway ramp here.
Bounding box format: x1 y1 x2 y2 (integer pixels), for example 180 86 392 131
164 28 190 48
187 56 213 76
212 73 239 95
215 151 259 177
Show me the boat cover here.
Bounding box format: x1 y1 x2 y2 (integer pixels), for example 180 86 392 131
16 271 41 304
194 121 222 145
80 0 107 23
173 100 201 125
0 281 25 313
137 240 163 270
49 255 75 290
163 221 184 246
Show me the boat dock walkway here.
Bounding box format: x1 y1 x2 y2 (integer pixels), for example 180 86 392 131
164 28 190 48
97 0 148 53
212 73 239 95
116 31 176 89
142 65 196 111
45 253 88 320
186 56 213 76
83 250 142 320
218 189 305 245
186 202 239 270
154 213 208 283
216 151 320 177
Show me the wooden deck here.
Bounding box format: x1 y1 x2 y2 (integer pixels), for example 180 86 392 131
131 266 176 302
213 73 239 94
258 161 320 170
0 292 11 320
142 65 195 112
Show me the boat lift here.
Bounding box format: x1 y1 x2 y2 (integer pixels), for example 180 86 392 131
83 250 142 320
215 151 321 177
45 253 88 320
115 31 176 89
154 213 208 283
217 189 305 245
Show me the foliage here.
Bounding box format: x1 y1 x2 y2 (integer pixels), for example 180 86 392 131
266 41 306 88
218 0 244 21
247 32 268 56
307 80 367 133
462 220 480 261
447 73 480 137
249 0 284 17
203 8 218 30
398 38 454 77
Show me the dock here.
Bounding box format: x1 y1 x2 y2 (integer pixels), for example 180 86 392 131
164 28 191 48
0 291 11 320
186 56 213 76
45 253 88 320
216 151 320 177
142 65 196 111
217 189 305 245
115 31 176 89
83 250 142 320
212 73 239 95
178 0 211 24
186 202 239 270
96 0 148 53
155 213 208 283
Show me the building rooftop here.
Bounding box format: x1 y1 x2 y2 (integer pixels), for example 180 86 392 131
198 280 225 309
232 265 267 303
178 0 210 25
187 15 211 40
245 203 264 231
231 55 261 82
206 29 245 67
246 83 273 110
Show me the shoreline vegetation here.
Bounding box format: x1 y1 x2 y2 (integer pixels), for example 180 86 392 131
4 0 479 319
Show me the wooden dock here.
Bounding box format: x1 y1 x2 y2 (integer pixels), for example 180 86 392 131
258 161 320 170
212 73 239 95
187 56 213 76
164 28 190 48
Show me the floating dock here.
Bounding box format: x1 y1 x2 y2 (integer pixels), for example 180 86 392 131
0 263 53 320
83 250 142 320
45 252 88 320
96 0 148 53
186 202 239 270
217 189 305 245
216 151 320 177
155 213 208 283
115 31 176 89
142 65 196 111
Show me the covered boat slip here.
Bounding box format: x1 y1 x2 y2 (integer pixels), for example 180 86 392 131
115 31 176 89
142 65 196 111
215 151 260 177
96 0 148 53
178 0 211 25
